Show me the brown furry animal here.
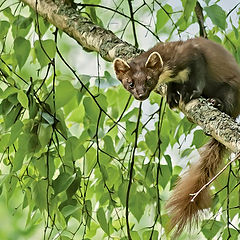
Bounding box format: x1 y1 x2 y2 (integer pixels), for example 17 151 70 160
114 37 240 235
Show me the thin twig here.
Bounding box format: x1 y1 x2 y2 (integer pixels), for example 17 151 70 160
126 102 142 240
127 0 138 48
194 1 207 38
226 2 240 17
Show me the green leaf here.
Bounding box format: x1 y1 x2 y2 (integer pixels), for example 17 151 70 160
145 130 158 153
85 221 99 239
181 0 197 21
55 81 77 109
34 39 56 67
0 21 10 39
28 134 41 153
53 172 76 195
0 87 19 99
42 112 54 125
103 135 117 157
84 200 92 228
64 137 86 166
61 205 81 218
159 165 171 189
156 4 173 32
201 220 224 239
32 155 47 177
3 7 14 22
96 207 109 235
8 120 23 146
83 0 101 4
118 181 128 207
96 94 108 112
38 123 52 147
230 19 239 40
17 90 29 108
192 129 209 148
13 133 28 171
66 172 81 198
222 228 239 239
125 121 136 142
12 16 33 38
37 16 50 36
204 5 227 30
181 148 194 158
85 147 96 175
106 165 120 188
56 210 66 229
97 71 119 89
4 104 21 129
164 155 172 173
130 232 141 240
143 230 159 240
14 37 31 69
0 134 10 152
4 175 18 202
83 97 99 122
121 108 138 122
32 180 48 212
28 94 38 119
130 192 147 222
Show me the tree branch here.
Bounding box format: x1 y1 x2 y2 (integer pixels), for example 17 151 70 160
179 98 240 153
21 0 240 154
21 0 142 61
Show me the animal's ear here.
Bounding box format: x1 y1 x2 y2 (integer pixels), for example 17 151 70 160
145 52 163 70
113 58 130 81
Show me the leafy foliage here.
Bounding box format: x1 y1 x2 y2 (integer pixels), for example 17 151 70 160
0 0 239 239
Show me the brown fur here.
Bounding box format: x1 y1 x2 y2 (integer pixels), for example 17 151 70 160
166 138 225 235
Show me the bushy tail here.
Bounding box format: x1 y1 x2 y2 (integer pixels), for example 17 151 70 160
166 138 225 236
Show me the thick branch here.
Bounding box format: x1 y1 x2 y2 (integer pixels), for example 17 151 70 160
21 0 142 61
21 0 240 154
180 98 240 153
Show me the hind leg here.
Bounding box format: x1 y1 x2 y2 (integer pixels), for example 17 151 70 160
207 84 238 117
166 82 182 109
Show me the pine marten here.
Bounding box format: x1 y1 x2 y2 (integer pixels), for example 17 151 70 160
113 37 240 235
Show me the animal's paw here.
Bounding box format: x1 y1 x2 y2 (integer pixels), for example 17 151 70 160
167 91 180 109
207 98 224 111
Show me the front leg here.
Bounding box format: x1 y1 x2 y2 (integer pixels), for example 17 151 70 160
166 82 183 109
179 66 206 104
180 85 203 104
166 81 203 108
171 44 207 105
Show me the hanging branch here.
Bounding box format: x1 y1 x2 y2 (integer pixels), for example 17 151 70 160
127 0 139 48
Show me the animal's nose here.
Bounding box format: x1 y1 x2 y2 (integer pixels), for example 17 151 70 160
138 92 148 100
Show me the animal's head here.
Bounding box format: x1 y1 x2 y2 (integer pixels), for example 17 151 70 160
113 52 163 100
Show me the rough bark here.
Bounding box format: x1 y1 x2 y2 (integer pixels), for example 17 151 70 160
181 99 240 152
21 0 240 154
21 0 142 61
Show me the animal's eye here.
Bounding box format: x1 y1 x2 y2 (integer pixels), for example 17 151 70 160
128 82 134 88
